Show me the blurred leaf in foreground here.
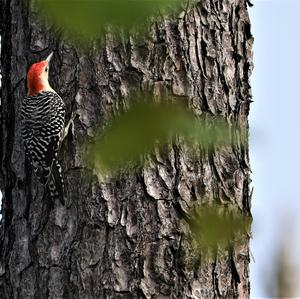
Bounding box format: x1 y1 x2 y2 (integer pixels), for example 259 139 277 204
270 225 299 298
185 204 251 258
88 99 246 175
35 0 182 41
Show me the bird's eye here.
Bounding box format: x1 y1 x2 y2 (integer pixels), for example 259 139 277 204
45 67 48 72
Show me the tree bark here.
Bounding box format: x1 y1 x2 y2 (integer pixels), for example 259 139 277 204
0 0 253 298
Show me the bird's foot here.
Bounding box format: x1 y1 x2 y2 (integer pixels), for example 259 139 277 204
63 110 78 140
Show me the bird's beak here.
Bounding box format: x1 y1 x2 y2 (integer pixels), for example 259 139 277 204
45 52 53 63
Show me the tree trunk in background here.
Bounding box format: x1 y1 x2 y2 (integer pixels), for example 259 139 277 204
0 0 253 298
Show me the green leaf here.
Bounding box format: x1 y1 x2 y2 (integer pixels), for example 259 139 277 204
88 99 246 175
186 204 251 258
35 0 182 40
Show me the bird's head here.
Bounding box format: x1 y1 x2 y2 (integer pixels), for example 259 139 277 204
27 52 54 96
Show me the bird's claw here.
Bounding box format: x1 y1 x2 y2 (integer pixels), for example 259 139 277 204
63 110 79 140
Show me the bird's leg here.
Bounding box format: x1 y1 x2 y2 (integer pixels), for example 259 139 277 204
63 110 78 141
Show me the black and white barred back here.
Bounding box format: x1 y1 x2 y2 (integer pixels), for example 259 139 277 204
21 91 65 203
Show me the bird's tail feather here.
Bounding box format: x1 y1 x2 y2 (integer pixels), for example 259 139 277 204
47 161 64 205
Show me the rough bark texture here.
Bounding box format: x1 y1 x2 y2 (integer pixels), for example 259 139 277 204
0 0 253 298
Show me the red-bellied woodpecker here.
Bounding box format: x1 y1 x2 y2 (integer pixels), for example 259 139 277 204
21 52 66 204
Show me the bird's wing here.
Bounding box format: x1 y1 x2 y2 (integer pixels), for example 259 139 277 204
21 92 65 184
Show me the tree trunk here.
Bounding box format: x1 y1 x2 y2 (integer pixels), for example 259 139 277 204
0 0 253 298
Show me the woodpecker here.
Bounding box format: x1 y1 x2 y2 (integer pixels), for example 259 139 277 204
21 52 66 204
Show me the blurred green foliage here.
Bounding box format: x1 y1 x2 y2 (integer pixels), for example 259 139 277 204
89 100 246 175
187 204 251 258
36 0 182 41
271 232 298 298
